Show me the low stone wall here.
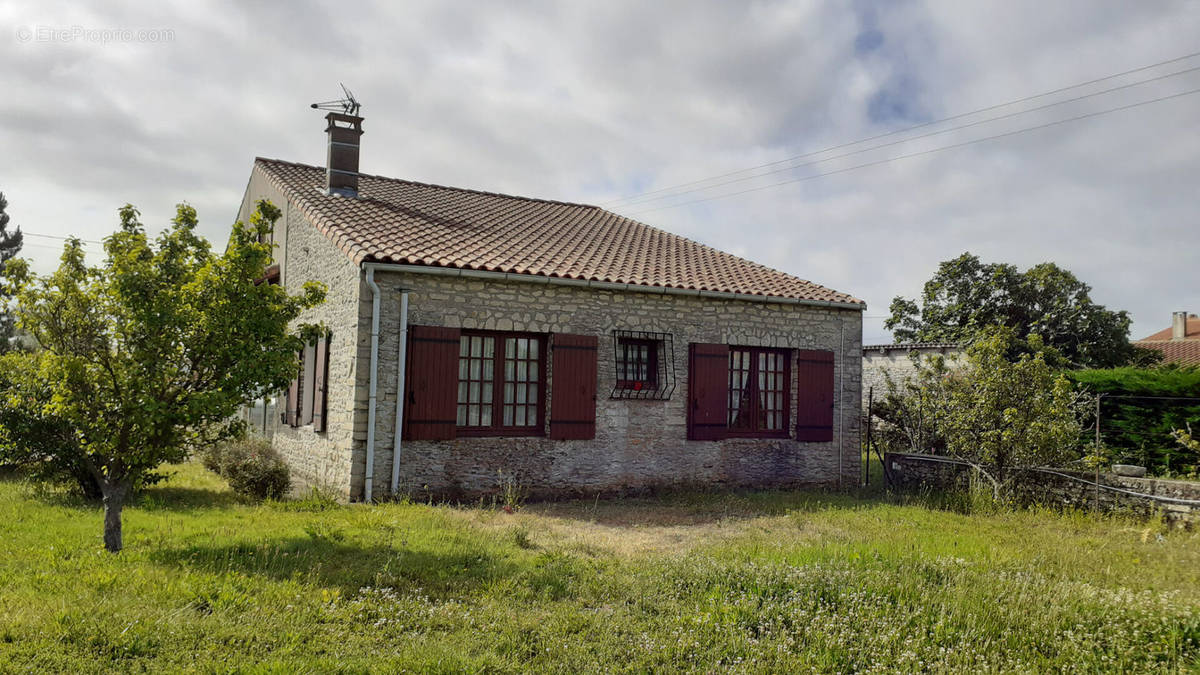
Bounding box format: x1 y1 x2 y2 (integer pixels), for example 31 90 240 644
884 452 1200 526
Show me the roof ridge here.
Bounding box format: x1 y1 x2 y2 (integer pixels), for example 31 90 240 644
254 157 602 209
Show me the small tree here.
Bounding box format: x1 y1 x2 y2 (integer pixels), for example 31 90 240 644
3 200 324 552
880 329 1088 498
0 192 25 352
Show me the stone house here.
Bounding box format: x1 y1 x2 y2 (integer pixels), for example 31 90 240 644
235 111 866 501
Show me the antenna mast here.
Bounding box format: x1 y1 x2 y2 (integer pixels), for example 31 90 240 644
310 83 361 116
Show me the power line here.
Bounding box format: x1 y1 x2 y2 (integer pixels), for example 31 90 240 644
21 232 104 245
601 49 1200 207
612 64 1200 208
622 86 1200 217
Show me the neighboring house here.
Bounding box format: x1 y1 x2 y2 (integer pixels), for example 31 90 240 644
1133 312 1200 366
862 343 962 408
236 111 865 501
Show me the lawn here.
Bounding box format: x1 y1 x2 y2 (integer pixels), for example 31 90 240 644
0 462 1197 673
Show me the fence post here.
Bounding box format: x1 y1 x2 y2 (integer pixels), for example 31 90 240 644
865 387 874 487
1094 394 1102 512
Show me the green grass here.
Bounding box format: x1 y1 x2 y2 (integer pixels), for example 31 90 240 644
0 463 1197 673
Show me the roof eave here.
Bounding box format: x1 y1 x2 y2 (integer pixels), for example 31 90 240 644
361 261 867 311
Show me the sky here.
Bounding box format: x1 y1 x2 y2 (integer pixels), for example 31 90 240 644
2 0 1198 345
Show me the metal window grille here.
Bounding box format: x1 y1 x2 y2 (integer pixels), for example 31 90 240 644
610 330 676 400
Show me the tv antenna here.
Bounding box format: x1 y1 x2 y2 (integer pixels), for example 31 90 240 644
310 83 361 116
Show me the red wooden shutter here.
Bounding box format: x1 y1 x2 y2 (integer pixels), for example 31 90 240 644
549 334 598 440
300 342 317 425
687 343 729 440
312 333 329 432
796 349 835 441
403 325 461 440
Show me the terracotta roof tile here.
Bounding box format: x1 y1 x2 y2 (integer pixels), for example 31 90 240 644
254 158 863 305
1133 340 1200 366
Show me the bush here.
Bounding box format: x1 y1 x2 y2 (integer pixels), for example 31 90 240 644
203 437 290 501
1070 366 1200 475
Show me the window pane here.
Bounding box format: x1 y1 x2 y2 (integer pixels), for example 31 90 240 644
456 332 544 431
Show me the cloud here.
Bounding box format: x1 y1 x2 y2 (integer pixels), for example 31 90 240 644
1 0 1197 344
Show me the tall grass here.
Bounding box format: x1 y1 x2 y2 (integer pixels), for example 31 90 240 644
0 462 1196 672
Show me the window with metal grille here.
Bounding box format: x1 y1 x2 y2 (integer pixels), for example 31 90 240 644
456 331 545 435
728 347 790 437
615 338 657 391
610 330 676 399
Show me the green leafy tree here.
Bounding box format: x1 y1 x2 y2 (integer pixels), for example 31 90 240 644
2 200 324 552
880 329 1088 498
0 351 97 496
886 252 1155 368
0 192 25 352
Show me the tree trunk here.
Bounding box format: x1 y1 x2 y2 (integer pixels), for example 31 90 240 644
101 480 130 553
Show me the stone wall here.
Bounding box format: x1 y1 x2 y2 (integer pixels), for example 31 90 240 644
360 270 864 500
862 344 961 408
238 172 367 500
885 451 1200 526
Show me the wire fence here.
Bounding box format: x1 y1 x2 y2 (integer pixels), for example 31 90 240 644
861 386 1200 509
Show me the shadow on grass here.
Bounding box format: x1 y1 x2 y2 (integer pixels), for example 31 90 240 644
149 537 516 594
0 467 246 512
133 485 246 511
522 487 887 528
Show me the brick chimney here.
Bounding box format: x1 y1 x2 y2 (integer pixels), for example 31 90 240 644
1172 311 1189 340
324 112 363 197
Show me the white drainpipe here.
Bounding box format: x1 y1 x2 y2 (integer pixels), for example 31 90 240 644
363 265 381 503
391 290 410 494
838 317 845 489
